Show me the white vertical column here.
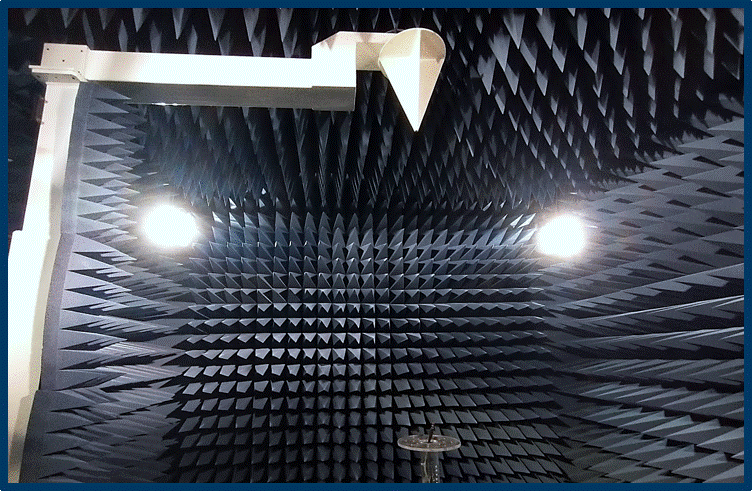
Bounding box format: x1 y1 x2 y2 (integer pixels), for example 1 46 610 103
8 81 80 483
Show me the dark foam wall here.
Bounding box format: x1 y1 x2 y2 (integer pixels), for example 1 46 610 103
167 203 567 483
21 84 189 482
22 85 573 483
541 119 744 482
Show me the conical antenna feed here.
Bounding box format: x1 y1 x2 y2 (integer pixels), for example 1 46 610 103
378 28 446 131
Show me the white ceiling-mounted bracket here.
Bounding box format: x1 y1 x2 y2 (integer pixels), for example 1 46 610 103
30 27 445 131
312 28 446 130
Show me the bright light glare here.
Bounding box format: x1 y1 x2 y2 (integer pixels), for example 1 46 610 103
537 214 586 258
143 204 198 248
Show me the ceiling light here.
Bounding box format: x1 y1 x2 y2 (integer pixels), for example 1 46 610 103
143 204 198 248
537 214 586 258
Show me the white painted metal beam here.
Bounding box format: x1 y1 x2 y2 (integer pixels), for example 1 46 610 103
32 43 356 110
8 81 81 483
30 28 445 129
